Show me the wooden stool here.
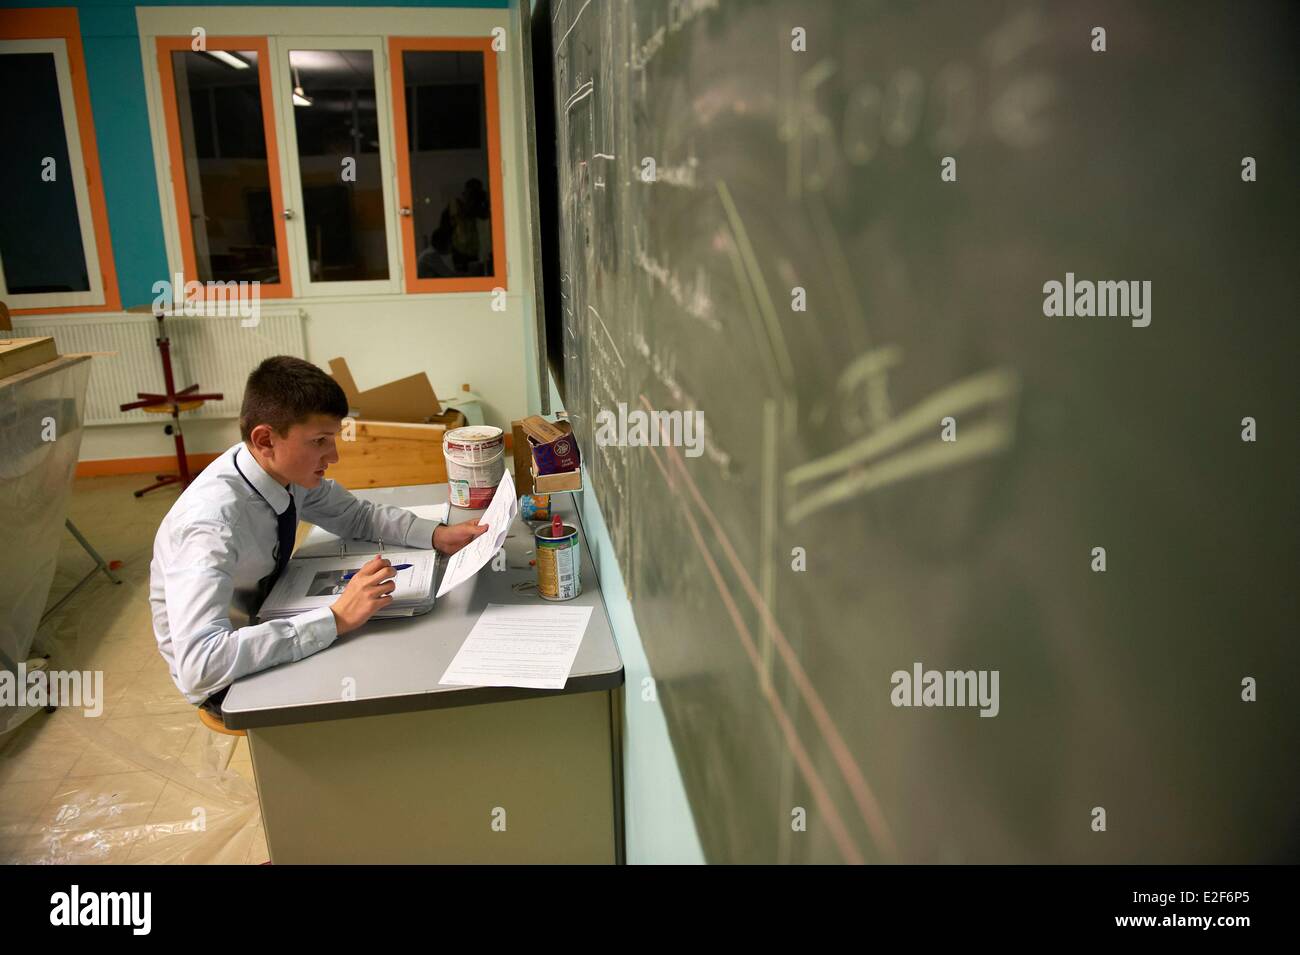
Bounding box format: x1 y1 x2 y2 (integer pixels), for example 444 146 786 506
197 706 246 737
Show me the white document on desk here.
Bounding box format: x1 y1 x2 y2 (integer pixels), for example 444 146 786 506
404 502 451 524
435 469 517 598
298 502 451 557
439 603 594 689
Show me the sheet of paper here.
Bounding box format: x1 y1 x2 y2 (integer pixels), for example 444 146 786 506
435 470 518 598
297 502 451 556
404 502 450 524
439 603 594 689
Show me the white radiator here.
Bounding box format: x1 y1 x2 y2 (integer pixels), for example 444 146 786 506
4 309 306 425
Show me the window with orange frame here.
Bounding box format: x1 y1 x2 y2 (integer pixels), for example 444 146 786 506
0 8 120 314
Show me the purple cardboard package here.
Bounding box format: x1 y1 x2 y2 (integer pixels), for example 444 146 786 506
520 416 581 474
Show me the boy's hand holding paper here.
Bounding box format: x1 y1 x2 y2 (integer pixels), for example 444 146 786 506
436 470 519 598
434 519 490 555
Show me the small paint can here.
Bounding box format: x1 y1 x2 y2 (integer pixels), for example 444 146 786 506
535 519 581 600
519 493 552 522
443 425 505 508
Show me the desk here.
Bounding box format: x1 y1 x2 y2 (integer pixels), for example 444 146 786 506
222 484 626 863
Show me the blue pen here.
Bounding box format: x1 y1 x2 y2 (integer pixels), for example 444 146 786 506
341 563 412 582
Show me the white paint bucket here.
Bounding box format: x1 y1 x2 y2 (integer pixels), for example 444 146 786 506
443 425 506 508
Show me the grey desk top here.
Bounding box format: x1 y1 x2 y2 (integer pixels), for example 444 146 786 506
221 484 624 729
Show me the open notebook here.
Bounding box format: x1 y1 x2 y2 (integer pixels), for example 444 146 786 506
257 550 438 620
256 502 450 621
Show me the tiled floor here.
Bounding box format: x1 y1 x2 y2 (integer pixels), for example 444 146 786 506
0 474 271 864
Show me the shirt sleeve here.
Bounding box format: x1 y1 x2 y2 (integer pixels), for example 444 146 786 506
163 518 338 704
299 478 442 549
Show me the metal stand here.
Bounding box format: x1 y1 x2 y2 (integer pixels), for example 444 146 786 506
118 312 223 497
39 519 122 625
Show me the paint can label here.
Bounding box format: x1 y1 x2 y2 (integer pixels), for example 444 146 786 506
519 493 552 521
447 454 502 507
535 524 580 600
444 426 505 462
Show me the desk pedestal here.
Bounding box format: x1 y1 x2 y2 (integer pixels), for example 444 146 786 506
248 688 620 863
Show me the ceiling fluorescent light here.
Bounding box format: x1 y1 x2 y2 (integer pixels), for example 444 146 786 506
292 65 312 107
208 50 249 70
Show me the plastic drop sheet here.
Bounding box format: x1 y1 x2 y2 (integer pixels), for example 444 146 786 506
0 356 91 675
0 691 264 864
2 561 264 863
1 357 264 864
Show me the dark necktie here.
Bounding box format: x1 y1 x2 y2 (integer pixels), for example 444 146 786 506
271 492 297 586
254 493 295 607
232 448 298 604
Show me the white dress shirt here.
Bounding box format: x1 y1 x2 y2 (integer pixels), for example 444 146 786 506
149 442 443 704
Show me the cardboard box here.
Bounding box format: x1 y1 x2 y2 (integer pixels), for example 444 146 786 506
329 356 464 428
512 416 583 494
532 463 583 493
324 357 469 490
519 415 581 473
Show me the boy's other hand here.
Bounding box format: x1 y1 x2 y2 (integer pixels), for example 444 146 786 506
433 519 489 556
330 555 395 635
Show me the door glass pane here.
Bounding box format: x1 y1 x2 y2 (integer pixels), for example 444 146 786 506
170 49 280 284
0 52 90 294
288 49 389 282
401 50 494 279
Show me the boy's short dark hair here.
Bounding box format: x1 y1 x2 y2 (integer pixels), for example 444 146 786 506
239 356 349 441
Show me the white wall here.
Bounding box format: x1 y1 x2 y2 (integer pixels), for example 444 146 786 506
76 286 534 460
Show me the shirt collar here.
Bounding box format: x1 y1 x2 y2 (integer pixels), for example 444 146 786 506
234 443 294 515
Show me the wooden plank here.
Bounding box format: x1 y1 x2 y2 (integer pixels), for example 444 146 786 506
329 421 451 489
0 337 59 380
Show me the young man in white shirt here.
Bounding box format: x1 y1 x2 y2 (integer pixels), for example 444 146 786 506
149 356 487 720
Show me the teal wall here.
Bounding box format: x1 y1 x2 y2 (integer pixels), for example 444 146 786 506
541 371 706 864
16 1 508 307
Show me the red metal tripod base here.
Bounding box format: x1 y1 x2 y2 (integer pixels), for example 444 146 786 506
133 474 183 498
132 416 195 498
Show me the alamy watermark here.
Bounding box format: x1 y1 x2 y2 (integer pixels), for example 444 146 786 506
49 885 150 935
594 402 705 458
891 662 999 717
0 663 104 717
151 272 261 325
1042 272 1151 328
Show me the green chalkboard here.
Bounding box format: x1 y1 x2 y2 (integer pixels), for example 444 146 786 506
545 0 1299 862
